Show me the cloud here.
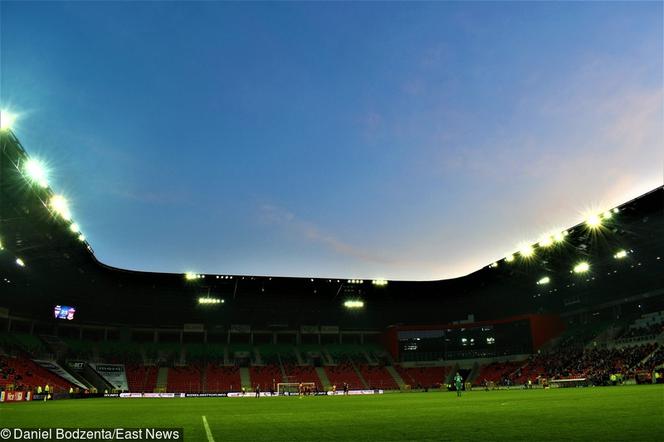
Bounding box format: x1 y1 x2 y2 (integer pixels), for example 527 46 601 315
260 204 395 265
108 187 191 205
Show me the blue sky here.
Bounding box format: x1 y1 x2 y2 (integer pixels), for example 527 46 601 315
1 1 662 280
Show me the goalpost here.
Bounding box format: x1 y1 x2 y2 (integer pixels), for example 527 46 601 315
276 382 316 395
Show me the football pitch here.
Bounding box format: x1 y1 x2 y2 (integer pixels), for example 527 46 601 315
1 385 663 441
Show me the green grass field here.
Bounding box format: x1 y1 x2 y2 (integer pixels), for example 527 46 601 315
1 385 663 441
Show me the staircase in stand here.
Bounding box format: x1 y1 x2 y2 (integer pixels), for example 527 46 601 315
350 360 369 389
239 367 252 390
386 366 406 389
315 367 331 390
155 367 169 392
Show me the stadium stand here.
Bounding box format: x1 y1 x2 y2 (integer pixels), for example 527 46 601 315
125 365 158 392
395 366 449 389
205 365 242 392
167 365 202 393
0 355 75 393
324 362 365 390
249 365 282 391
358 364 399 390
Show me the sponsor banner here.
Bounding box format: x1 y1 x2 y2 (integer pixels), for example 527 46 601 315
90 363 129 391
109 390 382 399
267 322 288 329
119 393 183 398
320 326 339 334
184 323 204 333
33 359 87 389
142 393 177 398
67 361 86 371
227 392 281 398
185 393 228 398
1 391 25 402
230 324 250 333
327 389 384 396
281 391 327 397
300 325 319 334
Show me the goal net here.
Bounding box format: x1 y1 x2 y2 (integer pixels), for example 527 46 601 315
276 382 316 395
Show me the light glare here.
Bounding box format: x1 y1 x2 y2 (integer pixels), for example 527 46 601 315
344 300 364 309
537 276 551 285
0 110 16 131
185 272 200 281
573 262 590 274
198 297 223 304
24 159 49 187
538 236 553 247
50 195 72 220
518 243 535 258
586 214 601 228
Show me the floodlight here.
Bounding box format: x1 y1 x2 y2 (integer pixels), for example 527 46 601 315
612 208 619 214
518 243 534 258
372 279 388 286
343 300 364 309
49 195 72 220
614 250 628 259
69 223 80 233
602 211 612 220
538 236 553 247
24 159 49 188
537 276 550 285
585 214 601 228
185 272 198 281
553 232 565 243
505 254 515 263
15 258 25 267
573 262 590 274
78 234 86 242
198 297 222 304
0 110 16 131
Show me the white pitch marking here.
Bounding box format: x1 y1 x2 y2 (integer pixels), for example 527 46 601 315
202 415 215 442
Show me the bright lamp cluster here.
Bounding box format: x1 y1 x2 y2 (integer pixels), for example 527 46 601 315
2 115 89 247
585 208 619 229
24 159 49 188
343 300 364 309
498 206 620 266
490 204 630 288
0 110 16 131
198 297 223 305
185 272 205 281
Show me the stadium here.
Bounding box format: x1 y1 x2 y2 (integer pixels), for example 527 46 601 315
1 2 663 442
